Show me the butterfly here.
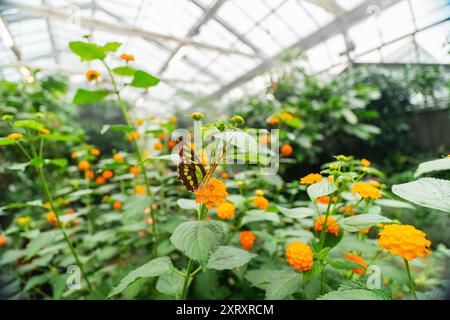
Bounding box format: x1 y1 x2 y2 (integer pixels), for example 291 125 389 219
175 137 217 193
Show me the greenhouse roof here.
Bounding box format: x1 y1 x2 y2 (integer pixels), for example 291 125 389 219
0 0 449 112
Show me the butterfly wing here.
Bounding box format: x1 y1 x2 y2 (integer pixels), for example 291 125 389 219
176 138 206 192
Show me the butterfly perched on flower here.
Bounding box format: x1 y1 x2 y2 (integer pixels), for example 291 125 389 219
175 137 218 192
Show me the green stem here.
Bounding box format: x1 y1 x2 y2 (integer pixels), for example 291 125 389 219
103 61 158 253
37 166 93 292
180 258 194 300
404 259 418 300
318 198 334 249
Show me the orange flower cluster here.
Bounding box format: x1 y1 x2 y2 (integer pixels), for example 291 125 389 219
280 144 293 156
300 173 322 185
120 53 135 61
194 178 228 209
360 158 371 167
253 196 269 210
268 116 280 125
286 242 313 272
135 185 145 195
216 202 236 220
153 141 163 150
129 166 140 175
280 112 293 121
240 231 256 250
378 224 431 261
46 212 57 224
113 153 125 163
345 253 367 274
85 70 100 82
8 133 23 140
78 160 90 171
316 196 337 205
314 215 339 236
0 235 8 246
112 201 123 210
90 148 100 156
351 182 381 199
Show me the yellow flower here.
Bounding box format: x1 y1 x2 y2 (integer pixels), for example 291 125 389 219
194 178 228 209
286 242 313 272
280 112 293 121
255 189 264 197
46 212 57 224
240 231 256 250
253 196 269 210
78 160 90 171
39 128 50 134
153 141 163 150
314 215 339 236
8 133 23 140
300 173 322 185
216 202 236 220
378 224 431 261
268 116 280 125
113 153 125 163
17 216 31 225
360 158 371 167
71 151 78 159
127 131 141 141
135 185 145 195
168 117 177 123
120 53 135 61
129 166 140 175
345 253 367 274
135 118 144 126
90 148 100 156
351 182 381 199
85 69 100 82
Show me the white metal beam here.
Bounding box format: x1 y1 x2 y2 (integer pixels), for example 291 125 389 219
1 1 258 58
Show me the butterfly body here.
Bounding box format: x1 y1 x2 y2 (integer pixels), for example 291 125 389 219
176 137 207 192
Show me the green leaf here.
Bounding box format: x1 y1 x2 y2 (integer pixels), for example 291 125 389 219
207 246 256 270
29 157 45 167
283 117 303 128
170 221 223 266
102 42 121 52
7 162 29 171
110 124 134 133
265 270 301 300
26 230 59 259
245 269 277 290
113 66 136 76
129 70 160 88
14 120 45 131
392 178 450 213
318 289 388 300
72 89 110 105
340 214 392 232
374 199 416 210
100 125 110 134
327 258 364 270
69 41 106 61
307 181 337 200
176 199 197 210
277 206 314 220
47 158 68 168
414 158 450 178
241 210 280 225
109 256 172 297
0 137 15 145
156 271 184 297
41 134 80 142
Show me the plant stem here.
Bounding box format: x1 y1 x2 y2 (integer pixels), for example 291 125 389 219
37 166 93 292
180 258 194 300
103 61 157 251
318 198 334 249
404 259 418 300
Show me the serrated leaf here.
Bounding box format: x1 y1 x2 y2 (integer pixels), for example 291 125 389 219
278 206 314 220
414 158 450 177
265 270 301 300
318 288 387 300
156 271 185 297
207 246 256 270
26 230 59 259
170 221 223 266
129 70 160 88
245 269 276 290
307 181 337 200
72 89 110 105
392 178 450 213
340 214 392 232
241 211 280 225
327 258 364 270
176 199 197 210
109 257 172 297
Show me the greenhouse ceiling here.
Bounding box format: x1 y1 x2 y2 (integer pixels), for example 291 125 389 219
0 0 449 112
